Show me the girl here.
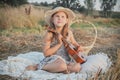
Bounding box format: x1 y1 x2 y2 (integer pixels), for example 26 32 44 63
26 7 83 73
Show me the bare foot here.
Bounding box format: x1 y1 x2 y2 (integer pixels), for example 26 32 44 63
62 70 70 74
26 64 38 71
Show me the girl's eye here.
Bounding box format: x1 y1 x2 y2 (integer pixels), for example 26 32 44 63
54 14 66 18
62 16 65 18
55 15 59 17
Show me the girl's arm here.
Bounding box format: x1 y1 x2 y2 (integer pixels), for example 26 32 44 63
43 31 62 57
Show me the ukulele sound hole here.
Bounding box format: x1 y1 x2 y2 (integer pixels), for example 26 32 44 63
81 55 84 58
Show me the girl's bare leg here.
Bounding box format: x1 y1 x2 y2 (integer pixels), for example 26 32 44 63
42 58 68 73
67 63 81 73
25 60 81 73
25 58 67 73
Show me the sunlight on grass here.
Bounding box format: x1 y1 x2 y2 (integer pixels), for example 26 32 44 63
71 23 92 29
0 25 44 36
0 5 45 29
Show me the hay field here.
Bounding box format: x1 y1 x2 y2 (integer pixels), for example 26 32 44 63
0 5 120 80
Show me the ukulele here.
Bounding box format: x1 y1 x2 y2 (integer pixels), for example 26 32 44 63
46 27 86 64
62 39 86 64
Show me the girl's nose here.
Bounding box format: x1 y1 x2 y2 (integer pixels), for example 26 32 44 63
58 16 62 20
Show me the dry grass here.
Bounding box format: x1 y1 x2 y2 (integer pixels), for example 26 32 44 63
96 48 120 80
0 5 45 29
0 33 44 60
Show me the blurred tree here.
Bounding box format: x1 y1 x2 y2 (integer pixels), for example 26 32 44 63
32 2 40 6
0 0 28 7
40 1 49 6
53 0 85 12
84 0 95 16
100 0 117 17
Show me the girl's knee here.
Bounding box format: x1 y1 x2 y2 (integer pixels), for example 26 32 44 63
73 63 81 73
68 63 81 73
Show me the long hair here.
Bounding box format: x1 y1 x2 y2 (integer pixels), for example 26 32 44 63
62 23 68 39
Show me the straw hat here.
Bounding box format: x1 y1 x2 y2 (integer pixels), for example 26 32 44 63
45 7 76 26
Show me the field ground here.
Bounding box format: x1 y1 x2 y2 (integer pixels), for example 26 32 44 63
0 25 120 80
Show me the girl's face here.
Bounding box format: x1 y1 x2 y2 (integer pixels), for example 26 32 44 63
52 11 68 28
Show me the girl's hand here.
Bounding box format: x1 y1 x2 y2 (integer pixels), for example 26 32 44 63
56 33 63 44
77 46 83 52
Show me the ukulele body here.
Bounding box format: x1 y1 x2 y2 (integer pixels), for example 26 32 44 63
65 44 86 64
